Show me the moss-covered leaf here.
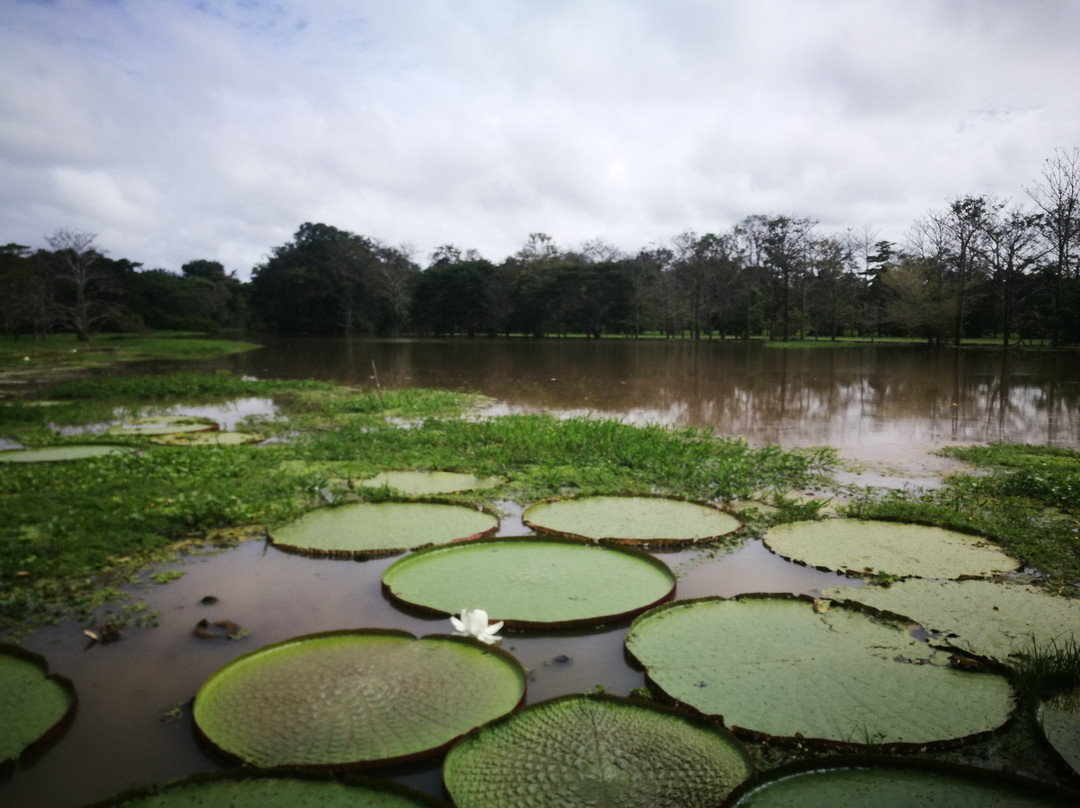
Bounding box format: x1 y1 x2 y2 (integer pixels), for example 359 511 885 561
624 596 1015 747
722 755 1079 807
763 519 1020 579
82 770 451 807
0 445 130 463
269 501 499 558
823 579 1080 664
1038 687 1080 778
382 537 676 628
192 629 526 769
444 694 752 808
359 470 506 495
0 645 77 769
523 494 741 546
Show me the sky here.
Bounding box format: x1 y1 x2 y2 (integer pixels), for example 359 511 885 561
2 0 1078 279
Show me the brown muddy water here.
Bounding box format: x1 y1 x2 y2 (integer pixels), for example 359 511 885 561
4 339 1080 807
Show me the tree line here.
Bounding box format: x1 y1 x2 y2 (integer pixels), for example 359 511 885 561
3 148 1078 347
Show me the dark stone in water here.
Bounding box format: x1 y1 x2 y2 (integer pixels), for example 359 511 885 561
199 595 219 605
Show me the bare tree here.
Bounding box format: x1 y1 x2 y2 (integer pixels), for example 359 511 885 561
45 228 117 342
1026 146 1080 346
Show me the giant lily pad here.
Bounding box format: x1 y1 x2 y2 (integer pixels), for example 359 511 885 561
444 694 752 808
359 470 506 496
106 415 219 436
1038 688 1080 777
763 519 1020 579
722 756 1079 807
523 494 741 546
82 770 450 807
0 445 129 463
148 430 265 446
1 645 77 769
382 537 676 628
269 501 499 558
193 629 525 769
823 579 1080 664
624 595 1015 748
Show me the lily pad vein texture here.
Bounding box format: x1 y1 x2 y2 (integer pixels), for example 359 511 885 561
822 578 1080 664
382 537 676 627
763 519 1020 579
269 501 498 558
192 629 525 769
522 494 741 545
0 645 77 768
444 694 752 808
624 596 1015 747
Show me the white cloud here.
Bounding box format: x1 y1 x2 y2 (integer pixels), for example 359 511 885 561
1 0 1078 276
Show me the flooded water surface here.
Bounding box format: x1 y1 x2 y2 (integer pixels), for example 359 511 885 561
4 339 1079 807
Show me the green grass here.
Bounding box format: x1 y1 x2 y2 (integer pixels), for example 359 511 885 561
0 331 260 372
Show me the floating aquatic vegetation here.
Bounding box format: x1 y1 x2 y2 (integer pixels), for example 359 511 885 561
522 494 741 546
0 645 77 771
0 444 131 463
358 470 506 496
383 537 676 628
1038 687 1080 778
106 415 219 436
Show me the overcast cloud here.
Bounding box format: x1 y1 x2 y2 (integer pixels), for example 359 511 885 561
2 0 1078 278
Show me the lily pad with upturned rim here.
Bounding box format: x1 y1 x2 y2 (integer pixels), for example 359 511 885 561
763 519 1021 580
192 629 526 769
358 470 506 496
0 445 131 463
1038 687 1080 778
443 694 753 808
522 494 742 546
822 579 1080 665
106 415 219 436
269 501 499 558
721 755 1079 807
382 537 676 628
0 645 78 770
624 595 1015 748
147 430 265 446
81 770 451 808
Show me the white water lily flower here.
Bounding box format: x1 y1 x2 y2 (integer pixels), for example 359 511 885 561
450 608 503 645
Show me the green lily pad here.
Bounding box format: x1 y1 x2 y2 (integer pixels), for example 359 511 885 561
382 537 676 628
193 629 526 769
0 444 130 463
624 595 1015 747
823 579 1080 664
763 519 1020 579
359 470 506 496
523 494 742 546
270 502 499 558
1 645 77 769
82 770 450 807
443 694 752 808
723 756 1079 807
147 430 265 446
107 415 219 436
1038 687 1080 777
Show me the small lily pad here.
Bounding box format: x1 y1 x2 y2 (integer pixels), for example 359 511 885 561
823 579 1080 664
193 629 526 769
106 415 219 436
763 519 1020 580
359 470 506 496
270 501 499 558
148 430 264 446
523 494 742 545
83 770 451 807
624 595 1015 747
0 445 130 463
443 694 752 808
1 645 77 769
382 537 676 628
723 756 1079 807
1038 687 1080 777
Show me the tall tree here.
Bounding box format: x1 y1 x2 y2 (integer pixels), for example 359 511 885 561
979 205 1044 347
44 229 120 342
759 215 816 341
1026 146 1080 347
